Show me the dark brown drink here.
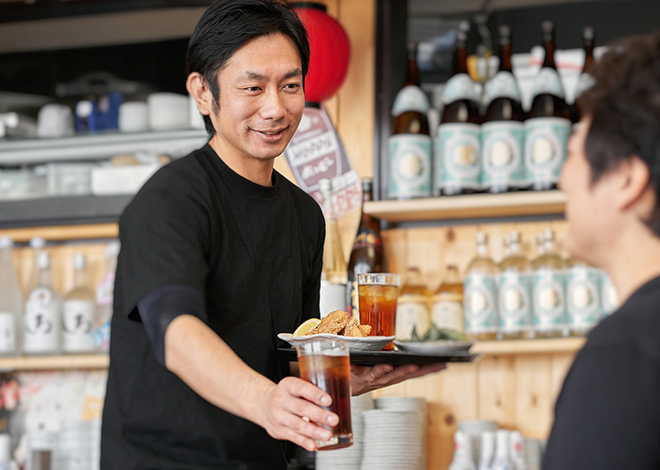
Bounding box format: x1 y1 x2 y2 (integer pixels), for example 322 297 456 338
298 353 353 450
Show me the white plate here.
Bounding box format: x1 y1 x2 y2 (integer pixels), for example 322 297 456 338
277 333 395 352
393 340 474 355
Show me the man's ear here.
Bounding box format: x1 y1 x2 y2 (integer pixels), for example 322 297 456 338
615 155 652 213
186 72 214 117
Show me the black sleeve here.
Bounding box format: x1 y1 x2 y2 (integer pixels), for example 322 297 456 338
299 213 324 322
543 346 660 469
137 284 208 366
116 183 211 321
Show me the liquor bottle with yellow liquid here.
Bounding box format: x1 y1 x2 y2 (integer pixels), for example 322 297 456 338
497 230 532 340
431 265 464 334
396 267 431 340
435 22 482 196
566 256 602 336
532 229 566 338
318 179 348 318
464 232 498 341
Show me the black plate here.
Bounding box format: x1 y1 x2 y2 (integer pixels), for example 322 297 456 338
277 347 481 367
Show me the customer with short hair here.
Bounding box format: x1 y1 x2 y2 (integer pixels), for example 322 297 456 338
543 31 660 469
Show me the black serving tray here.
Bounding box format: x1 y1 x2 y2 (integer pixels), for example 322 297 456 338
277 347 481 367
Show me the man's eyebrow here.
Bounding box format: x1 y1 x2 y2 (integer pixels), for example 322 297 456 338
241 69 302 81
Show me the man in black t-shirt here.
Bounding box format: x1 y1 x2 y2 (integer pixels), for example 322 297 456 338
543 33 660 468
100 2 444 469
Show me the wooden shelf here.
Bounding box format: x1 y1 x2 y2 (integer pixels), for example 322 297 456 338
0 223 118 243
472 337 586 355
0 354 109 372
364 190 566 223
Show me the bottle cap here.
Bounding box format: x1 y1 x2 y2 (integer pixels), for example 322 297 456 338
541 20 555 34
30 237 45 250
318 178 331 193
0 237 13 249
583 26 594 41
105 241 120 258
499 25 511 39
476 231 487 243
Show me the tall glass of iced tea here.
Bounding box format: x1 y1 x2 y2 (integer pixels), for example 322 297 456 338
296 340 353 450
357 273 401 349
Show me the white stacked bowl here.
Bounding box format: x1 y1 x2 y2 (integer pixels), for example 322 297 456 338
361 409 422 470
316 393 374 470
56 420 100 470
375 396 427 470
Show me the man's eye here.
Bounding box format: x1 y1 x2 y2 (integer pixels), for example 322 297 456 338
245 87 261 92
284 83 301 91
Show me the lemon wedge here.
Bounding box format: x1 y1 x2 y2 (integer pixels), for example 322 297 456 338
293 318 321 337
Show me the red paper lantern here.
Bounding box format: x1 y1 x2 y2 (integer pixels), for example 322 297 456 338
294 2 351 103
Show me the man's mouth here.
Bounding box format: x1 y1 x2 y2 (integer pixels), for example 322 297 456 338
255 128 285 136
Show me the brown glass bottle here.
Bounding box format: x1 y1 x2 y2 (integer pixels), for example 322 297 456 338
524 21 572 192
571 27 596 124
388 42 432 200
435 25 482 197
345 178 387 320
482 25 525 194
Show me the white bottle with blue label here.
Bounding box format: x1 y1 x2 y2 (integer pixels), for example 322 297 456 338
531 229 566 338
497 230 533 339
566 259 602 336
464 232 499 341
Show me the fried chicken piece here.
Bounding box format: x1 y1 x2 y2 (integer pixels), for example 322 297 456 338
342 318 365 337
305 310 349 335
357 324 372 336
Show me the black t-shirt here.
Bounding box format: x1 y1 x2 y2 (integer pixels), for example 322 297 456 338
100 144 324 470
543 276 660 469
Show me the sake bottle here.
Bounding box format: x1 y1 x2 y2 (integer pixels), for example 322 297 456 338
464 232 498 341
396 267 431 340
435 22 482 196
24 251 62 356
571 27 596 127
498 230 532 340
531 229 566 338
430 265 464 333
524 21 571 191
0 237 22 356
482 25 526 193
63 253 96 353
388 42 433 199
566 257 602 336
449 430 477 470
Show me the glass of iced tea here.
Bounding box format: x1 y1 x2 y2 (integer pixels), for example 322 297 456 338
296 340 353 450
357 273 401 349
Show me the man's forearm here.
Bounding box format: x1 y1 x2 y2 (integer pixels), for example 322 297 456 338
164 314 275 427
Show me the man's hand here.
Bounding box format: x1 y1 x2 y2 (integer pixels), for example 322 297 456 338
350 363 447 396
257 376 339 452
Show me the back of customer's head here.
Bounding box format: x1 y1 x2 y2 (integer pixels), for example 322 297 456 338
578 31 660 235
185 0 310 135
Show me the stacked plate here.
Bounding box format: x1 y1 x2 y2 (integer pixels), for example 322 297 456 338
374 397 427 470
54 419 101 470
316 393 374 470
361 409 423 470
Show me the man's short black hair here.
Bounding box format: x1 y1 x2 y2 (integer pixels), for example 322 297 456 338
186 0 310 135
578 31 660 235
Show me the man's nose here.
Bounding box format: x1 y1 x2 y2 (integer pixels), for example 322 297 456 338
260 88 286 120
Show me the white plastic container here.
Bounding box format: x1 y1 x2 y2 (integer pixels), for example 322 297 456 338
118 101 149 133
147 93 190 131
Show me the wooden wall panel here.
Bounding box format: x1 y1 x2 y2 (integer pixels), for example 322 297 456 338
476 355 516 428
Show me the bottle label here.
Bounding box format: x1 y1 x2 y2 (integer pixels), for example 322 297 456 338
575 72 596 100
532 268 566 331
464 273 497 334
531 67 565 99
0 312 16 353
24 287 60 353
388 134 433 199
392 85 430 116
484 71 522 105
600 271 619 317
498 271 532 333
396 298 431 340
96 273 115 306
442 73 477 105
566 266 602 329
63 299 95 352
430 293 464 332
524 117 571 186
481 121 525 189
435 123 482 194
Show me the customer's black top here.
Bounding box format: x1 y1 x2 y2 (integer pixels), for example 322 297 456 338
101 144 324 470
543 276 660 469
